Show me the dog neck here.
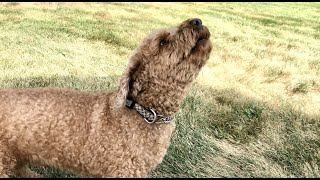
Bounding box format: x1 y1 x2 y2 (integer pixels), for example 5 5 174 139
130 84 187 114
125 98 174 124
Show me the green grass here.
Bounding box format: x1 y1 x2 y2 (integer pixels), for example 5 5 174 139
0 2 319 178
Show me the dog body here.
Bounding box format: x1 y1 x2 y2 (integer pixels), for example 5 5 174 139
0 88 174 177
0 18 212 177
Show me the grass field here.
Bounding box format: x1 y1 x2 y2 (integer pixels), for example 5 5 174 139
0 2 319 178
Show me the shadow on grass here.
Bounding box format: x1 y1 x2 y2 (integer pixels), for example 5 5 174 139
1 76 319 177
150 82 320 177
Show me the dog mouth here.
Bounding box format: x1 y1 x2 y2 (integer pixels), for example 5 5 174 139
192 30 210 49
196 32 210 43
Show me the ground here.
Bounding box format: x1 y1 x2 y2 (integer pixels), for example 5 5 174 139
0 2 319 178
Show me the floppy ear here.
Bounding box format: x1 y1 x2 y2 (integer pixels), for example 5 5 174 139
114 57 141 108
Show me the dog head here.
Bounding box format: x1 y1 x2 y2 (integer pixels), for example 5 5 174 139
116 18 212 115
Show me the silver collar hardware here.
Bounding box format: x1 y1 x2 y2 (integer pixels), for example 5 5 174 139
126 99 174 124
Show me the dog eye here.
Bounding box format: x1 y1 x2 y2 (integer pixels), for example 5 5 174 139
160 40 166 46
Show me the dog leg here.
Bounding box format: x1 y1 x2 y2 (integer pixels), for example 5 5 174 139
0 163 9 178
0 145 15 178
14 160 43 178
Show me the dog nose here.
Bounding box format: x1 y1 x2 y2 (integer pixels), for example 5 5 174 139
190 18 202 27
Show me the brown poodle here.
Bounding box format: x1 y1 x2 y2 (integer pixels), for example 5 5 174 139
0 18 212 178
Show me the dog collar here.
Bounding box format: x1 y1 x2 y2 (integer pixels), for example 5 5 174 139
125 99 174 124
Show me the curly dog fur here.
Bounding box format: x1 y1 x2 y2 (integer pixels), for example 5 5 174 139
0 18 212 178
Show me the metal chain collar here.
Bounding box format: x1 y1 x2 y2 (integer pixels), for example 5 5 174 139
126 99 174 124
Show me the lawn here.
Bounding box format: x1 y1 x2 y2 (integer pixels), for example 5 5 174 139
0 2 319 178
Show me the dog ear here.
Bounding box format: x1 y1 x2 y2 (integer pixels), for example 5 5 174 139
114 57 141 108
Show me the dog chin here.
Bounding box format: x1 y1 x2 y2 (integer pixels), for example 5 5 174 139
196 38 209 46
191 38 210 53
